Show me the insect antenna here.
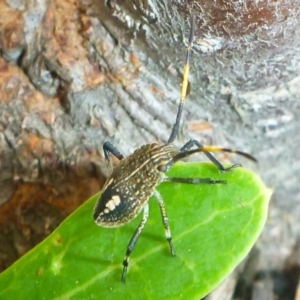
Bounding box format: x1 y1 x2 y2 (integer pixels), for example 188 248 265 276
168 15 196 144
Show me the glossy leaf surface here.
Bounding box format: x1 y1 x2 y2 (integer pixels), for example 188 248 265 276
0 162 271 299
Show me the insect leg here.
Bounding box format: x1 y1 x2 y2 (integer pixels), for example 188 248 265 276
121 203 149 282
180 139 241 172
154 190 176 256
103 141 124 161
164 177 226 185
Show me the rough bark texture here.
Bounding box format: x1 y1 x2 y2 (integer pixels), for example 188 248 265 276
1 0 300 298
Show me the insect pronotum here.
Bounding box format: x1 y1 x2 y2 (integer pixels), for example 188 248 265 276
93 16 256 282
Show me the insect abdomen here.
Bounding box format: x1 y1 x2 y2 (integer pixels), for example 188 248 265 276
93 183 140 227
93 143 178 227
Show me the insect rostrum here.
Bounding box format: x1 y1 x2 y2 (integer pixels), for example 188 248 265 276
93 16 256 282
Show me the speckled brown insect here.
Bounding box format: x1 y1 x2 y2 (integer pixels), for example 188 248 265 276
93 16 256 282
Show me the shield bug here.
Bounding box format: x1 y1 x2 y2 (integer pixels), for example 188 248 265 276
93 16 256 282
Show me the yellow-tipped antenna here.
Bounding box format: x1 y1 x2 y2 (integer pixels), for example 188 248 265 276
168 15 196 143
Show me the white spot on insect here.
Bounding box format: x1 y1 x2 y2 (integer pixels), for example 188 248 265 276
104 208 109 214
105 195 121 211
112 195 121 206
106 200 115 211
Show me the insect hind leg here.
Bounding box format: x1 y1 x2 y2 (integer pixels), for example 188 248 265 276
180 139 241 172
103 141 124 171
154 190 176 256
121 203 149 282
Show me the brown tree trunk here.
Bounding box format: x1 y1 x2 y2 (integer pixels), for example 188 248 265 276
1 0 300 297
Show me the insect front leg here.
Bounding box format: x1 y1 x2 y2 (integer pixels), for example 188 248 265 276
122 203 149 282
180 139 240 172
154 190 176 256
164 177 226 185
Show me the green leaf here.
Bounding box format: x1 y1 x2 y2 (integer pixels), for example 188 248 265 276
0 162 271 299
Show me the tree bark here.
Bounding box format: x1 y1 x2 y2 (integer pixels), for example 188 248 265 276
1 0 300 297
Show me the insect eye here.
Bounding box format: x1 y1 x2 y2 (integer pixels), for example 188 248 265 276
158 161 173 172
150 143 159 149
